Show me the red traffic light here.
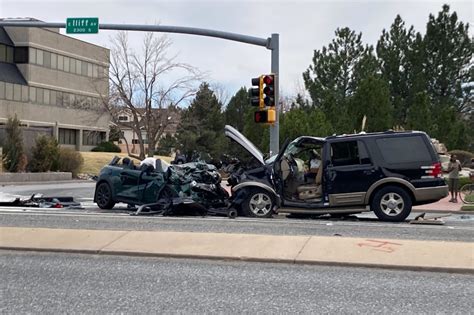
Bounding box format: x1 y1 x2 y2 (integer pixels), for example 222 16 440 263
254 110 268 123
263 75 274 85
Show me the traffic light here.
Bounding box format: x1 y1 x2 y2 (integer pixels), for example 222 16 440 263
254 108 276 124
262 75 275 107
250 76 263 107
250 74 276 124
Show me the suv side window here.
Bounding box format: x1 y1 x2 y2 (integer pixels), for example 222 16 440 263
375 136 432 164
330 140 371 166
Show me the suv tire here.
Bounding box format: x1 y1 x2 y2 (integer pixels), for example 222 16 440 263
241 188 275 218
371 186 412 222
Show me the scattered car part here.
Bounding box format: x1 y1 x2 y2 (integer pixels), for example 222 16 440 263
409 213 450 225
0 194 83 209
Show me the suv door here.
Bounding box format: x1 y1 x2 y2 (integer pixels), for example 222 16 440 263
325 139 381 206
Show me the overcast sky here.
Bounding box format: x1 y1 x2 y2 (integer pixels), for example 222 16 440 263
1 0 472 103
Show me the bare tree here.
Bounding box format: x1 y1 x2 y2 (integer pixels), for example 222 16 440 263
102 31 202 159
209 82 230 106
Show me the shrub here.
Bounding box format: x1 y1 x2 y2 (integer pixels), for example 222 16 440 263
448 150 474 167
58 148 84 178
91 141 121 153
2 115 24 172
29 135 60 172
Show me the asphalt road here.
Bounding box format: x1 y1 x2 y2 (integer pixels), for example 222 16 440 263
1 182 473 242
1 251 473 314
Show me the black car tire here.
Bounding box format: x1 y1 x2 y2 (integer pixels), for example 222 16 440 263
95 182 116 209
371 186 412 222
241 188 275 218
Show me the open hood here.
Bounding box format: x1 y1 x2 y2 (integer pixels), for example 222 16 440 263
224 125 265 165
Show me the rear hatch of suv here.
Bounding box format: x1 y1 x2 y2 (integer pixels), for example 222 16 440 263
371 132 445 189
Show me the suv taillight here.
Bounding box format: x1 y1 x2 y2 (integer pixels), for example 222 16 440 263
421 162 442 178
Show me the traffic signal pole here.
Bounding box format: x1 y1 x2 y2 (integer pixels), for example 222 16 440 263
0 20 280 155
269 33 279 156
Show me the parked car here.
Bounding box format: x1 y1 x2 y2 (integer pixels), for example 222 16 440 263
93 157 231 216
225 125 448 222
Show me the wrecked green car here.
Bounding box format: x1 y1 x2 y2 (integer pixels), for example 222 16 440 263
93 156 234 217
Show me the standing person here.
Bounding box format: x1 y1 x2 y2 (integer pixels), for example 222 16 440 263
447 154 462 202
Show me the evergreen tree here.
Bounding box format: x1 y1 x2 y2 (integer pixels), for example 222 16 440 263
303 27 370 133
349 76 393 132
406 92 432 133
2 115 24 173
377 15 415 125
224 87 250 132
424 4 472 113
175 82 226 159
280 107 332 142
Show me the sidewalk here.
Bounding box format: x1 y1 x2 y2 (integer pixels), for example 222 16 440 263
414 196 463 212
1 227 472 274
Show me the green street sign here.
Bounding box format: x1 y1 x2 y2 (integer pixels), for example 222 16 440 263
66 17 99 34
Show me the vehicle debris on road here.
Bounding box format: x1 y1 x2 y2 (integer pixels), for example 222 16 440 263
0 194 83 209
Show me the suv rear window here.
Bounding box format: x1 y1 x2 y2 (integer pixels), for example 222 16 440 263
376 136 432 164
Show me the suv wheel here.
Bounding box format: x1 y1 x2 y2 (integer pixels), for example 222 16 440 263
95 182 116 209
241 188 275 218
371 186 412 222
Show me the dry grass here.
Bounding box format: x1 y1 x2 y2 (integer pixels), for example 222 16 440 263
79 152 172 175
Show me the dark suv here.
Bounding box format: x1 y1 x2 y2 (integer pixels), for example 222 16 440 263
225 125 448 222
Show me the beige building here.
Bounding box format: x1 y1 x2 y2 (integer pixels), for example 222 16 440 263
115 108 180 155
0 18 110 151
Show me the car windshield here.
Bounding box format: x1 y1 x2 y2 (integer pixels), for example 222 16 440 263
284 139 303 157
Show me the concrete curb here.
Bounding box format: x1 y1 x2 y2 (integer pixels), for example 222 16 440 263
2 246 473 275
1 227 473 274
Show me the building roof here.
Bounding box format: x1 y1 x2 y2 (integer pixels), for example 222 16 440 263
0 27 14 46
0 63 27 85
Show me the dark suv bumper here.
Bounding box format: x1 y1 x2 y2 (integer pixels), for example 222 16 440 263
413 185 449 205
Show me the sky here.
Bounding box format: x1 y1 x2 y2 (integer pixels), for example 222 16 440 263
1 0 472 104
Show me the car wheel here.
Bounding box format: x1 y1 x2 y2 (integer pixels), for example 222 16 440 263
95 182 116 209
241 188 275 218
371 186 412 222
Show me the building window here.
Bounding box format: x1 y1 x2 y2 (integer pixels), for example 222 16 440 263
14 47 28 63
0 44 6 62
21 85 28 102
118 116 128 121
59 128 77 145
43 51 51 68
57 54 64 71
5 82 13 100
51 53 57 69
0 81 5 99
37 88 44 104
29 87 36 102
50 90 57 105
43 89 50 105
36 49 44 66
64 56 70 72
87 63 93 77
6 46 13 63
83 130 105 146
29 47 36 64
13 84 21 101
70 57 76 73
